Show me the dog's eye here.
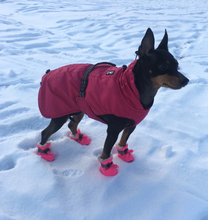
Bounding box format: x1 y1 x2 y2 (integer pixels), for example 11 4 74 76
159 63 168 71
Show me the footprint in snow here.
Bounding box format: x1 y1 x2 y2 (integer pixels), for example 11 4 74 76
53 168 84 178
93 148 103 157
18 135 40 151
0 152 28 172
0 155 16 171
0 151 30 172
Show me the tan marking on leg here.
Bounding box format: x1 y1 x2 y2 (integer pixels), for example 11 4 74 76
119 129 129 147
68 112 84 135
118 126 136 147
100 151 110 160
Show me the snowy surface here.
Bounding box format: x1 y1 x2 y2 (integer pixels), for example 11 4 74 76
0 0 208 219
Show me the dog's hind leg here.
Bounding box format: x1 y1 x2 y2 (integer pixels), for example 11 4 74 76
68 112 91 145
37 115 69 161
40 115 69 145
98 122 123 176
68 112 84 135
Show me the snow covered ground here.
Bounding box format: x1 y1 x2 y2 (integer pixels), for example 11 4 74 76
0 0 208 219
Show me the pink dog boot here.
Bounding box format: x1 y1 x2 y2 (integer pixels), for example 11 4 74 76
98 155 119 176
69 129 91 145
116 144 134 162
37 142 55 162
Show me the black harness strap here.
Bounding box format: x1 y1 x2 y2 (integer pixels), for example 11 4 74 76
80 62 116 98
38 148 50 154
122 65 127 71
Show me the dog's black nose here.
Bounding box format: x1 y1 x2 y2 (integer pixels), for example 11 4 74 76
181 77 189 87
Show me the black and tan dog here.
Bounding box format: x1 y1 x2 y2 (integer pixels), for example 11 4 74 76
37 28 189 176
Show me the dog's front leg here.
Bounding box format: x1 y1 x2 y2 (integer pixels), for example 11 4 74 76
37 115 69 161
98 123 124 176
98 115 134 159
115 126 136 163
100 125 122 160
97 115 135 176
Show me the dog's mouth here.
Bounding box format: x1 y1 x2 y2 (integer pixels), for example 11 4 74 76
162 83 183 90
163 83 176 89
162 75 189 89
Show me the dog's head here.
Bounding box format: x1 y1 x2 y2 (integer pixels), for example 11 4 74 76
137 28 189 90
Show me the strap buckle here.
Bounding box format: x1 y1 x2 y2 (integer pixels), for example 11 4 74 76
38 148 50 154
100 162 113 168
117 148 128 155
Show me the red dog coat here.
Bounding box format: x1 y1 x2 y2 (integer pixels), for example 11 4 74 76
38 60 150 125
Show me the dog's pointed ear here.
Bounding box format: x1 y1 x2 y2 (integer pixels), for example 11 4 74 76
139 28 155 56
157 29 168 51
138 28 155 57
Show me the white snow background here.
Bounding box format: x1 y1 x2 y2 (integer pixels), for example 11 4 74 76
0 0 208 219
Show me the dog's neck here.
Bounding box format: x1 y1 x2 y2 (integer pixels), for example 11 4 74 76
133 60 158 110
